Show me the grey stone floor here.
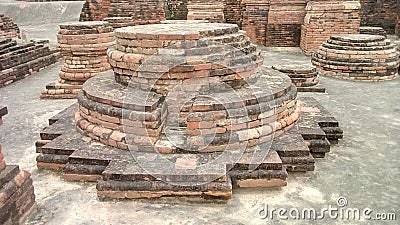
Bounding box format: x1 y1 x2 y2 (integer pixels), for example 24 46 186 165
0 0 399 224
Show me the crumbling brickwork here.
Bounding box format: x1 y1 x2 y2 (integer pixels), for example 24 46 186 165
187 0 225 23
0 15 20 39
300 0 361 56
360 0 399 34
266 0 307 47
242 0 270 45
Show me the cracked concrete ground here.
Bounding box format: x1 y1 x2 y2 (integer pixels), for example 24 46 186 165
0 1 399 224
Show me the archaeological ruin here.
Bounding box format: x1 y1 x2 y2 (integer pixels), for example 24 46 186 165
0 0 399 222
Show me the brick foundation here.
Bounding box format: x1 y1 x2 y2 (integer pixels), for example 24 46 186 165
0 14 20 39
0 39 59 88
300 0 361 56
0 106 37 224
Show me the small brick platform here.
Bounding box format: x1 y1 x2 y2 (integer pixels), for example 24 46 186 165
0 39 59 88
41 21 115 99
0 15 20 39
312 34 400 81
0 106 37 224
359 26 387 37
272 64 325 93
187 0 225 23
103 17 135 29
36 23 343 201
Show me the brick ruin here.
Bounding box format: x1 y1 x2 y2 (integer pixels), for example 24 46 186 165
300 0 361 56
272 64 325 93
80 0 165 24
41 21 115 99
359 26 387 37
76 0 399 54
0 15 20 39
312 34 400 81
103 17 135 29
360 0 399 35
0 106 37 224
36 22 343 200
0 39 60 88
187 0 225 23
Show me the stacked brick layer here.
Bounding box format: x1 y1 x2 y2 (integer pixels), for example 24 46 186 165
359 26 387 37
41 21 115 99
187 0 225 23
241 0 270 45
35 95 343 200
224 0 243 27
272 64 325 93
0 106 36 224
165 0 188 20
0 39 59 88
0 15 20 39
396 15 400 37
312 34 400 81
300 0 361 56
80 0 165 24
103 17 135 29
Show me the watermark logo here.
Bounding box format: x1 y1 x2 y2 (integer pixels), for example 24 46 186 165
258 197 397 221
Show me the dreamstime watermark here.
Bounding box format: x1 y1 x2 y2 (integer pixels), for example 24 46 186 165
258 197 397 221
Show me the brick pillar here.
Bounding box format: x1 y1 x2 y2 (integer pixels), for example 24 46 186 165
266 0 307 47
187 0 225 23
300 0 361 56
242 0 270 45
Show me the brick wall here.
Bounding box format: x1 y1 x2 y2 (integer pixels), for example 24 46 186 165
396 15 400 37
187 0 225 23
242 0 270 45
0 14 20 39
300 0 361 56
360 0 399 34
80 0 165 23
266 0 307 47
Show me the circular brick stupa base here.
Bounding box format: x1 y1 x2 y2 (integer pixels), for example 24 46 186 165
35 23 344 202
312 34 400 81
41 21 115 99
359 26 387 37
272 64 325 93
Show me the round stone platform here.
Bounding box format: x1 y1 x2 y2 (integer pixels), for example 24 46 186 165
41 21 115 99
312 34 400 81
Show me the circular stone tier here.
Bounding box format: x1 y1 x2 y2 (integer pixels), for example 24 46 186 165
272 64 319 87
75 23 301 153
41 21 115 99
109 23 262 94
103 17 135 29
312 34 400 81
359 26 387 37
